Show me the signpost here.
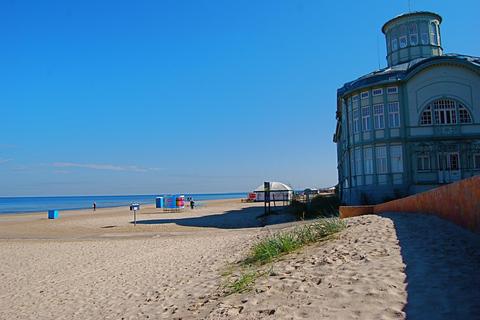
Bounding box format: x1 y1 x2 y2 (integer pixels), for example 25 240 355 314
264 181 271 214
130 203 140 226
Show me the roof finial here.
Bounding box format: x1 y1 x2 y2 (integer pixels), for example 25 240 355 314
409 0 412 12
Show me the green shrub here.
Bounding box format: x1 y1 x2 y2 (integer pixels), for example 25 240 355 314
288 195 340 220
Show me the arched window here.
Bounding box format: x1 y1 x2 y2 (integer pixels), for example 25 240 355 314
430 22 438 45
459 104 473 123
387 31 391 54
399 25 407 48
420 105 432 125
420 22 429 44
434 99 456 124
409 22 418 45
391 28 398 51
420 99 473 125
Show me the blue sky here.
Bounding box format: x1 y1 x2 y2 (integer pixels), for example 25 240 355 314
1 0 479 197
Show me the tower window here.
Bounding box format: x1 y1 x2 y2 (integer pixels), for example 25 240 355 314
361 91 369 99
409 23 418 45
387 31 391 54
373 88 383 96
420 22 429 44
391 28 398 51
399 25 407 48
430 22 438 45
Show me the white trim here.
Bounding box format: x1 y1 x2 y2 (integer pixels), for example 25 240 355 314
387 86 398 94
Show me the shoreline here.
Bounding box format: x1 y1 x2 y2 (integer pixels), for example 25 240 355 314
0 198 291 241
0 192 248 215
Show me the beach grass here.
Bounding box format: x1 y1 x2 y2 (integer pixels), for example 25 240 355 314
221 217 346 294
247 217 346 265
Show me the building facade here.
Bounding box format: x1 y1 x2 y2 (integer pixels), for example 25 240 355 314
333 11 480 205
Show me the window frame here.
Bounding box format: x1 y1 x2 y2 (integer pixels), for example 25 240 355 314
390 145 403 173
421 100 473 126
388 102 401 128
353 109 360 134
376 146 388 174
372 88 383 96
374 104 385 130
391 28 398 51
474 153 480 170
420 21 429 44
417 152 430 171
361 107 371 132
348 111 352 134
430 22 438 45
387 31 391 54
387 86 398 94
364 148 373 175
434 99 457 125
420 105 432 125
361 91 369 99
459 104 473 124
355 149 362 176
409 22 418 46
399 25 407 48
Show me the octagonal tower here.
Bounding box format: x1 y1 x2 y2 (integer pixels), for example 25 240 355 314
382 11 443 67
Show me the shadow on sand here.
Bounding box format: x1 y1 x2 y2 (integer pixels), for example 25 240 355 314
133 206 295 229
380 212 480 320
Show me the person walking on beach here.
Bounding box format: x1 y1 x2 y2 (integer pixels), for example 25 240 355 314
93 202 97 211
190 199 195 209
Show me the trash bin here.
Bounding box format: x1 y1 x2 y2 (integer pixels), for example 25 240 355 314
48 210 58 219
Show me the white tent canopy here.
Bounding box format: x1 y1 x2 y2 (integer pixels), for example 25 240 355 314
253 182 293 201
254 182 293 192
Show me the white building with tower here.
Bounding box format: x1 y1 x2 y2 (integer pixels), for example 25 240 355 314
333 11 480 205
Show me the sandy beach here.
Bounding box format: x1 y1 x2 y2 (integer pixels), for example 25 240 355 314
0 199 479 319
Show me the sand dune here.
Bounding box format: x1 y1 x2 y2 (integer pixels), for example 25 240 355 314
0 200 478 319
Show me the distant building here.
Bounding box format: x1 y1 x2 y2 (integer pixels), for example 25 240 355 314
333 11 480 205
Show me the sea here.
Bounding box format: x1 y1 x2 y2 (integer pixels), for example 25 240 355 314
0 192 248 215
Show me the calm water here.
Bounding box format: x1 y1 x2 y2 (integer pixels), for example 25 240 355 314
0 192 248 215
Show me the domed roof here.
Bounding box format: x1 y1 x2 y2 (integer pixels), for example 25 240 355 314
381 11 442 34
254 182 293 192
